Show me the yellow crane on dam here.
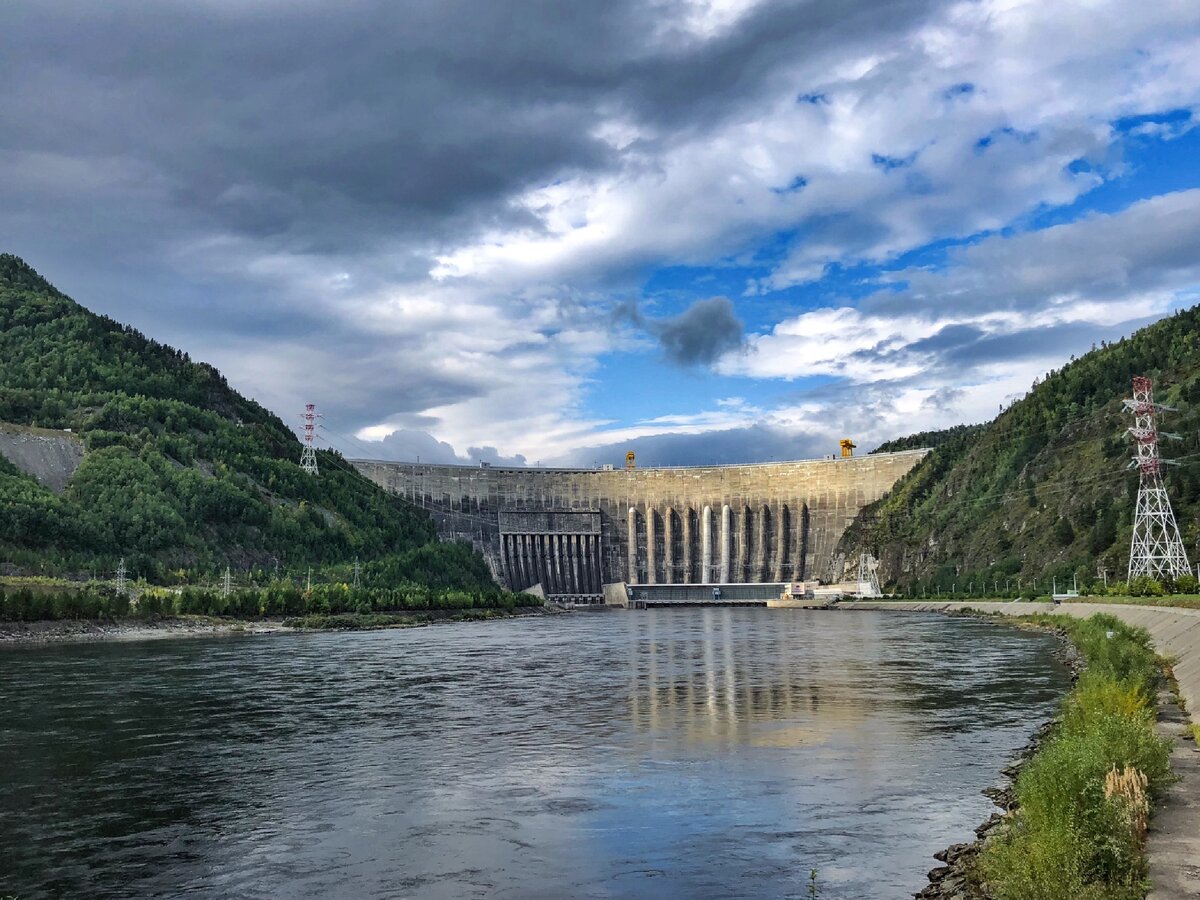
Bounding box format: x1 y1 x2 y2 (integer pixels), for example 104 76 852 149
840 438 856 458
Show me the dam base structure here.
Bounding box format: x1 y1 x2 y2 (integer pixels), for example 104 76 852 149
351 450 928 604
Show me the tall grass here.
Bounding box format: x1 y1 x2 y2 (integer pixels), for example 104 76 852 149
978 614 1172 900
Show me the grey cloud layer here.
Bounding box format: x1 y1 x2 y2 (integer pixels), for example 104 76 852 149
1 0 939 255
2 0 1198 466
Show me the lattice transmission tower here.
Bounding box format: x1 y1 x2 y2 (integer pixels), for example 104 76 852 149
1125 376 1190 581
299 403 322 475
115 558 128 596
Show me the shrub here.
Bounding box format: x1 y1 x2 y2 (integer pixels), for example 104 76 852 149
1173 573 1198 594
978 615 1172 900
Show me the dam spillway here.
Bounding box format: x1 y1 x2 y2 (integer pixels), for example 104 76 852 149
351 449 928 601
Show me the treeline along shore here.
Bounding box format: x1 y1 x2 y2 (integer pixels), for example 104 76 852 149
0 579 547 644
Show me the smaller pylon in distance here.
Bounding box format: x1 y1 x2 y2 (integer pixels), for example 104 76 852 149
299 402 322 475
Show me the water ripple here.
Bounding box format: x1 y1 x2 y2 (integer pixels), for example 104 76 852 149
0 609 1069 899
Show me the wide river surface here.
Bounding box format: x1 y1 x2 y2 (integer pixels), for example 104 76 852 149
0 608 1070 899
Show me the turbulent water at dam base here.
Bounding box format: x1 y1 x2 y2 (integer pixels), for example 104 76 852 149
0 609 1071 899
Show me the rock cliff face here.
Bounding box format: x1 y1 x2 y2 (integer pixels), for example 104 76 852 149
0 425 83 493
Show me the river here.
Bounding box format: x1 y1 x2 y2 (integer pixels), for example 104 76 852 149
0 608 1069 899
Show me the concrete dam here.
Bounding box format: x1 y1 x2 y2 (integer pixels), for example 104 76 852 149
351 450 928 602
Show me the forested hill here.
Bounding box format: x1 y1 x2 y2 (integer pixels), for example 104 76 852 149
842 306 1200 593
0 254 492 587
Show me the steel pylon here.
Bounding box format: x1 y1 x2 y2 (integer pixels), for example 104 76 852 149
1125 376 1189 581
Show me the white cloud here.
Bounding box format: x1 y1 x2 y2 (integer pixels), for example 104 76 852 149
428 0 1200 298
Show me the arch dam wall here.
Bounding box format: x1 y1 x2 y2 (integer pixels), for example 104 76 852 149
351 449 928 601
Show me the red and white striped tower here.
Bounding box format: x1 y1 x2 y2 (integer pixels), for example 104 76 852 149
1125 376 1189 580
299 403 321 476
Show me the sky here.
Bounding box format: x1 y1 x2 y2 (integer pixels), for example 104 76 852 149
3 0 1200 467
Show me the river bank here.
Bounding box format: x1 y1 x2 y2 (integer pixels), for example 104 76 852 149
849 601 1200 900
916 624 1085 900
0 604 566 646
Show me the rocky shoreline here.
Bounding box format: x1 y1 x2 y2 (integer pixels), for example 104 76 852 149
915 624 1086 900
0 605 567 646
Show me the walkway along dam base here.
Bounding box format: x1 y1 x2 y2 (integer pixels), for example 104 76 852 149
352 449 928 602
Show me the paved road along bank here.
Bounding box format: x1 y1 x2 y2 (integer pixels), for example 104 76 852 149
848 601 1200 900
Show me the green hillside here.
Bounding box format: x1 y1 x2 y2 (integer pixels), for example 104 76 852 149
0 254 492 588
844 307 1200 594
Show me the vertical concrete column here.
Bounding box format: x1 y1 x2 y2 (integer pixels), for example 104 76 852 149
560 534 570 595
701 505 712 584
736 506 749 583
541 534 553 592
627 507 638 584
793 502 808 581
558 533 570 595
586 534 598 593
773 504 787 583
531 535 544 591
754 504 768 582
686 508 696 585
514 534 526 589
521 534 533 590
499 534 511 588
646 508 657 585
663 507 675 585
681 508 693 583
506 534 519 589
564 535 573 600
719 504 731 583
552 534 564 596
574 533 584 596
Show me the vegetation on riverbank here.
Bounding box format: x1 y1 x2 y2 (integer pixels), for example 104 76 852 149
0 254 493 590
976 613 1173 900
857 593 1200 610
0 580 540 623
285 608 530 630
843 305 1200 592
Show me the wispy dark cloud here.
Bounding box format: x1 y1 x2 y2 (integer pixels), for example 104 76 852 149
619 296 745 366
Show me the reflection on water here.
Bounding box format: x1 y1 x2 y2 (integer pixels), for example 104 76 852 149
0 609 1068 899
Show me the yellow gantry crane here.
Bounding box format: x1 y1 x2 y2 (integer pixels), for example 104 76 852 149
840 438 856 458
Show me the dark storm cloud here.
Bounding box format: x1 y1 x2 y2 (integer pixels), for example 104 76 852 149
0 0 942 255
618 296 745 366
654 297 745 366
